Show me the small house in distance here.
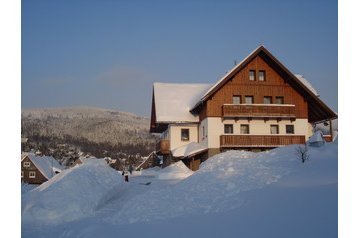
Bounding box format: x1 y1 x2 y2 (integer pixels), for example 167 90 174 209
21 153 63 184
150 45 337 171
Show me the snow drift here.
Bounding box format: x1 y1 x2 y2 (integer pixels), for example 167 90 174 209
22 141 337 238
22 159 124 223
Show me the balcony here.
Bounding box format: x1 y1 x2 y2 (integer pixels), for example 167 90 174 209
156 139 170 155
220 135 306 148
222 104 296 119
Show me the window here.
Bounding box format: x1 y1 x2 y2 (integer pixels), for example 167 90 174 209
245 96 254 104
181 129 189 141
286 125 294 134
224 124 234 134
240 125 250 134
29 171 36 178
21 171 24 178
263 96 272 104
249 70 256 81
275 96 284 104
202 126 205 138
232 95 241 104
270 125 279 134
259 70 266 81
23 161 30 167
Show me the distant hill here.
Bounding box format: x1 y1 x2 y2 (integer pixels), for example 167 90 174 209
21 107 158 160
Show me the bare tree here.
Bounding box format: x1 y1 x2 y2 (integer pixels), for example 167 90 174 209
296 144 309 163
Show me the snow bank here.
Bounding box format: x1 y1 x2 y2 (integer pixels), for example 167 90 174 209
22 159 124 224
22 142 337 238
157 161 194 180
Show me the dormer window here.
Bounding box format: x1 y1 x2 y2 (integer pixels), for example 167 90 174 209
249 70 256 81
259 70 266 81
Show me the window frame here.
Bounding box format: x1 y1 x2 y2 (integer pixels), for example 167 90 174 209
245 96 254 104
240 124 250 134
275 96 284 104
21 171 24 178
232 95 241 105
224 124 234 134
181 128 190 141
249 70 256 81
286 125 295 134
29 171 36 178
263 96 272 104
23 161 31 167
258 70 266 81
270 125 279 134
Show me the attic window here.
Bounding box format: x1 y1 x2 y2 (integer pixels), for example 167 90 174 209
181 129 189 141
245 96 254 104
259 70 266 81
23 161 30 167
263 96 272 104
249 70 256 81
29 171 36 178
233 95 241 104
275 96 284 104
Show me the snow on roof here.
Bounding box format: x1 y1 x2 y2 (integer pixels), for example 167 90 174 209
171 142 207 158
25 154 64 180
154 82 212 123
308 131 325 144
157 160 194 180
294 74 319 96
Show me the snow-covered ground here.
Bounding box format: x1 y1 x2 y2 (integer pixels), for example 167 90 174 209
22 141 337 238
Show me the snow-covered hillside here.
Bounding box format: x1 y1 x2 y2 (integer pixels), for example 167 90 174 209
22 141 337 238
21 106 156 146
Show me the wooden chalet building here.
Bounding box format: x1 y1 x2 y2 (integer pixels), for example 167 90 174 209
150 46 337 171
21 153 63 184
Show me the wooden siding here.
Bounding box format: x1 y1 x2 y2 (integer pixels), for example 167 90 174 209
156 139 170 154
222 104 296 118
220 135 306 147
205 55 308 119
21 156 48 184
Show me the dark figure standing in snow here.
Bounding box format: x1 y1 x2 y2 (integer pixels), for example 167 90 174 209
122 170 129 182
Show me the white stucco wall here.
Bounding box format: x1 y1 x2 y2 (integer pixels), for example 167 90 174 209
198 118 209 148
205 117 313 148
168 124 198 150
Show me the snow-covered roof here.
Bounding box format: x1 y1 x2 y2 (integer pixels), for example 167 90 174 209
24 153 64 179
308 131 325 144
171 142 207 158
294 74 319 96
153 82 212 123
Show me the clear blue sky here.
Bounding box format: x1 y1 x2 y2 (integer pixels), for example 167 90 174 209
22 0 337 117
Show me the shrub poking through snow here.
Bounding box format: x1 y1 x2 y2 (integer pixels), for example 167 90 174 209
296 144 309 163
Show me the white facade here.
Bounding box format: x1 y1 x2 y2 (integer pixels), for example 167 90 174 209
167 124 198 150
198 118 313 149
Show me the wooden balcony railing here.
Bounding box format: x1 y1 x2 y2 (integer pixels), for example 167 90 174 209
222 104 296 118
220 135 306 148
156 139 170 154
